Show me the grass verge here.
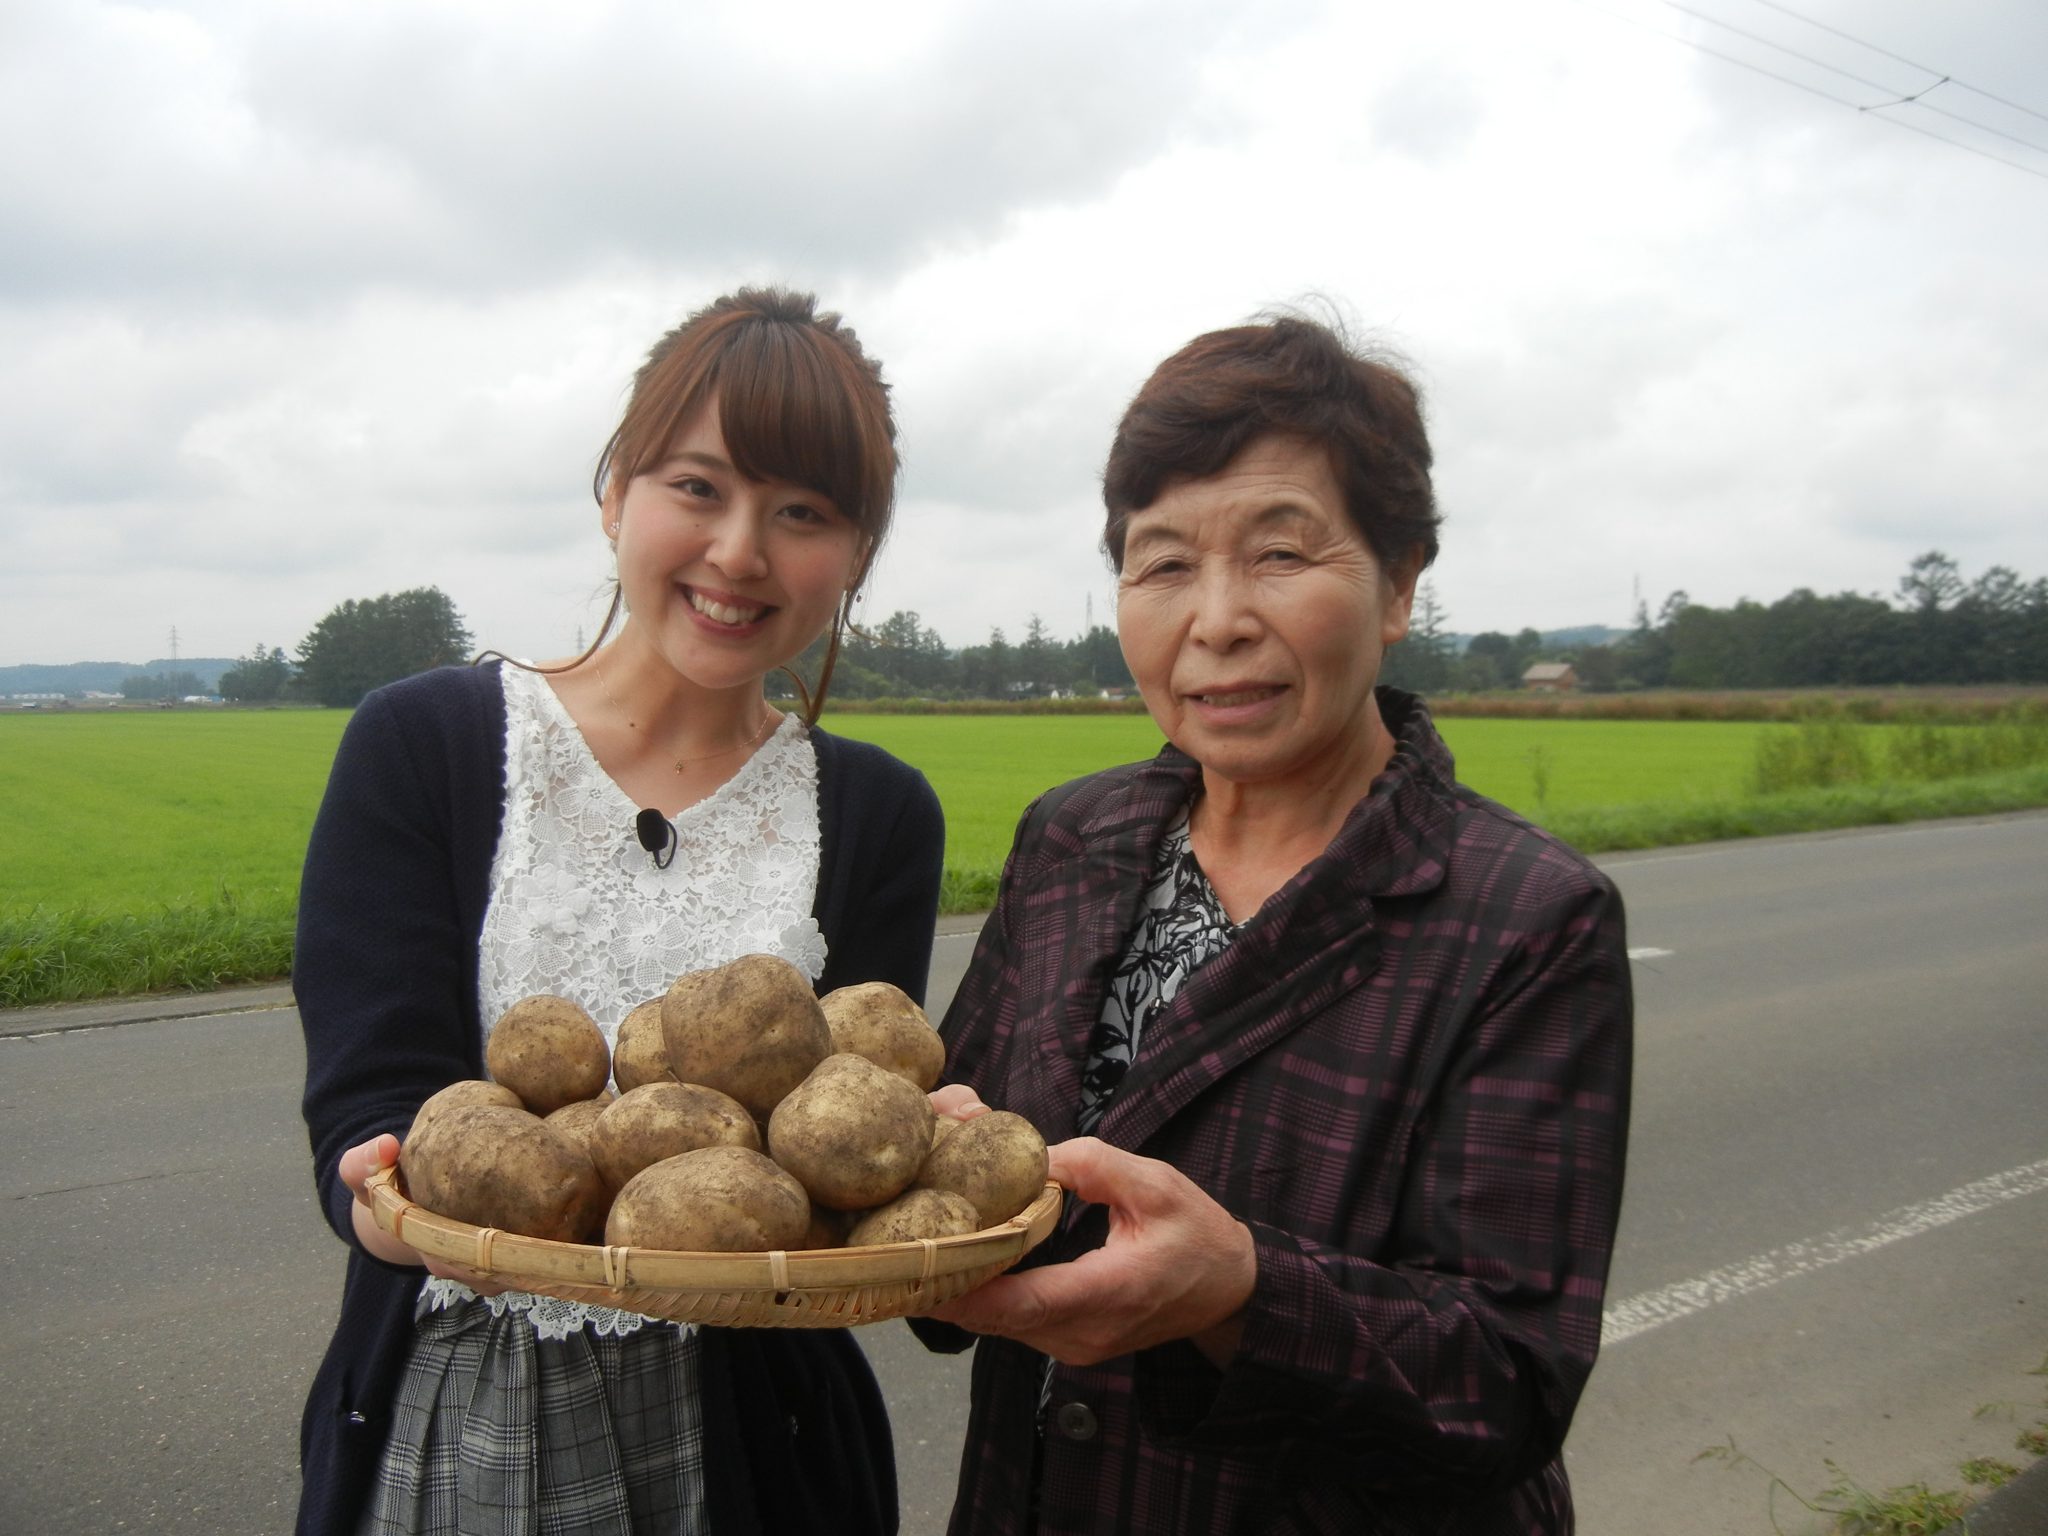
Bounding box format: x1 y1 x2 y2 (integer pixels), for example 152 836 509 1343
7 768 2048 1010
1538 764 2048 857
0 889 296 1009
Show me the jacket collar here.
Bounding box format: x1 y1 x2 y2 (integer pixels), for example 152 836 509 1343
1079 687 1460 1151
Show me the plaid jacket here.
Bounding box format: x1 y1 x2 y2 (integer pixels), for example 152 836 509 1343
935 690 1632 1535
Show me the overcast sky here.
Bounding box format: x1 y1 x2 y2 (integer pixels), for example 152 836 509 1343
4 0 2045 668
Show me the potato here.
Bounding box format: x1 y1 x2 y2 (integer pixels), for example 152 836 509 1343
407 1079 522 1146
543 1092 615 1156
661 954 831 1120
612 998 671 1093
605 1146 810 1252
400 1103 608 1243
914 1109 1049 1227
846 1188 982 1247
820 982 945 1091
799 1203 858 1251
589 1080 759 1190
768 1054 935 1211
486 994 610 1114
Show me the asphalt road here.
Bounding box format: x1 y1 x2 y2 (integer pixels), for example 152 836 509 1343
2 811 2042 1535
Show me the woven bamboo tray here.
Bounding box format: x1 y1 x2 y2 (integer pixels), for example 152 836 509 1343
365 1164 1062 1328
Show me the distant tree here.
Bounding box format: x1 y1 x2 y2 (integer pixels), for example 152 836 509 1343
1381 581 1452 695
1016 615 1057 696
296 587 474 708
1071 625 1133 691
1896 550 1965 614
961 627 1014 699
121 670 205 701
1569 642 1622 692
218 644 293 702
1459 631 1516 691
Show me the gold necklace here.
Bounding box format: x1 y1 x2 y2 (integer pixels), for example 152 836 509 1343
595 660 780 775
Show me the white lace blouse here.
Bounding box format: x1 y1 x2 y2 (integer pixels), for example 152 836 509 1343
422 662 828 1339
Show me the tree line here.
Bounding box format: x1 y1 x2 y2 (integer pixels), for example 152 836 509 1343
166 549 2045 711
1381 550 2048 695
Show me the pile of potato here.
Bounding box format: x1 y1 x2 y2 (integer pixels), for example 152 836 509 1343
398 954 1049 1254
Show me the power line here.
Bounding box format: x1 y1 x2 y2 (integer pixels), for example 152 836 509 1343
1576 1 2048 184
1742 0 2048 128
1661 0 2048 156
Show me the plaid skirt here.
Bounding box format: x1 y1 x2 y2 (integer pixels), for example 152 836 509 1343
357 1291 706 1536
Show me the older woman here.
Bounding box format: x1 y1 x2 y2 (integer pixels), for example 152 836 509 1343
924 314 1633 1534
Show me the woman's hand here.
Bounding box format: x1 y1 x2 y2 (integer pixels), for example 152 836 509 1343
342 1133 421 1267
340 1132 508 1295
927 1137 1257 1367
928 1083 992 1122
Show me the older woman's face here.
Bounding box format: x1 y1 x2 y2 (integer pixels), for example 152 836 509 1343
1116 434 1417 790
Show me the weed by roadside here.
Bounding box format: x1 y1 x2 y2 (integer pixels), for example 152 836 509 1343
1697 1352 2048 1534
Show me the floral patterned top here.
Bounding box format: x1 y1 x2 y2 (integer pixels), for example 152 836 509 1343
1077 807 1239 1136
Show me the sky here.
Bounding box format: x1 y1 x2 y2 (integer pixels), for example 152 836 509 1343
4 0 2045 668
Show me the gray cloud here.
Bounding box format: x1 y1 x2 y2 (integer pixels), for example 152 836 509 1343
2 0 1296 308
3 0 2044 666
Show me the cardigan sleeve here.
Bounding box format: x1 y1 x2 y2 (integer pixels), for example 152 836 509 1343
1133 863 1633 1490
297 686 490 1252
813 739 946 1005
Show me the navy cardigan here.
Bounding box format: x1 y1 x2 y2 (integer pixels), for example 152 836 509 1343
294 664 945 1536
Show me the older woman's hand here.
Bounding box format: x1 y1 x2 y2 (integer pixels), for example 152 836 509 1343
928 1137 1257 1367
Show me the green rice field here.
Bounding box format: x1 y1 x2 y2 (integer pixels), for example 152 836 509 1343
3 703 2044 1005
0 707 1931 913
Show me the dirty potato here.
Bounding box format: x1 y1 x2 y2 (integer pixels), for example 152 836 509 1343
799 1203 858 1251
768 1054 935 1212
543 1092 615 1156
589 1080 759 1190
846 1188 982 1247
407 1079 522 1146
913 1109 1049 1227
605 1145 810 1252
486 995 611 1114
611 998 671 1093
400 1103 608 1243
820 982 945 1091
661 954 831 1120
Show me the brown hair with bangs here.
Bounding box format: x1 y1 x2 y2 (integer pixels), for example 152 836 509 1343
1102 310 1440 580
566 287 898 721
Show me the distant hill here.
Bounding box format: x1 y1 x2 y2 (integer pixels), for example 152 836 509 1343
1439 625 1627 655
1 658 237 695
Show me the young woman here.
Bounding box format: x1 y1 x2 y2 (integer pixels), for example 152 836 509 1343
295 288 944 1536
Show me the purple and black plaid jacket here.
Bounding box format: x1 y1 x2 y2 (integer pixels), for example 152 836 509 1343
933 690 1632 1535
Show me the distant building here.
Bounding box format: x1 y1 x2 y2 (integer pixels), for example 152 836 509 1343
1521 662 1578 692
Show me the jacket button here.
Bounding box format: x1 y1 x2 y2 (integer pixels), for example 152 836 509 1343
1054 1402 1098 1441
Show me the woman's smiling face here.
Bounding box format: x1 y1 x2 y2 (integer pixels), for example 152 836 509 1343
609 397 863 692
1115 433 1418 791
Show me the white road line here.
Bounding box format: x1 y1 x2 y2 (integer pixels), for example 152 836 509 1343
1626 947 1673 961
1602 1158 2048 1347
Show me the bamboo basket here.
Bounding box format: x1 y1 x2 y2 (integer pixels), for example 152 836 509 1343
364 1164 1062 1328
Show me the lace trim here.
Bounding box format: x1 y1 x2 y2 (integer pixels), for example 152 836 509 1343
417 1276 701 1343
450 663 826 1336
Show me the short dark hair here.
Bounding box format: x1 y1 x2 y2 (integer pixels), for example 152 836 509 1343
1102 312 1439 574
